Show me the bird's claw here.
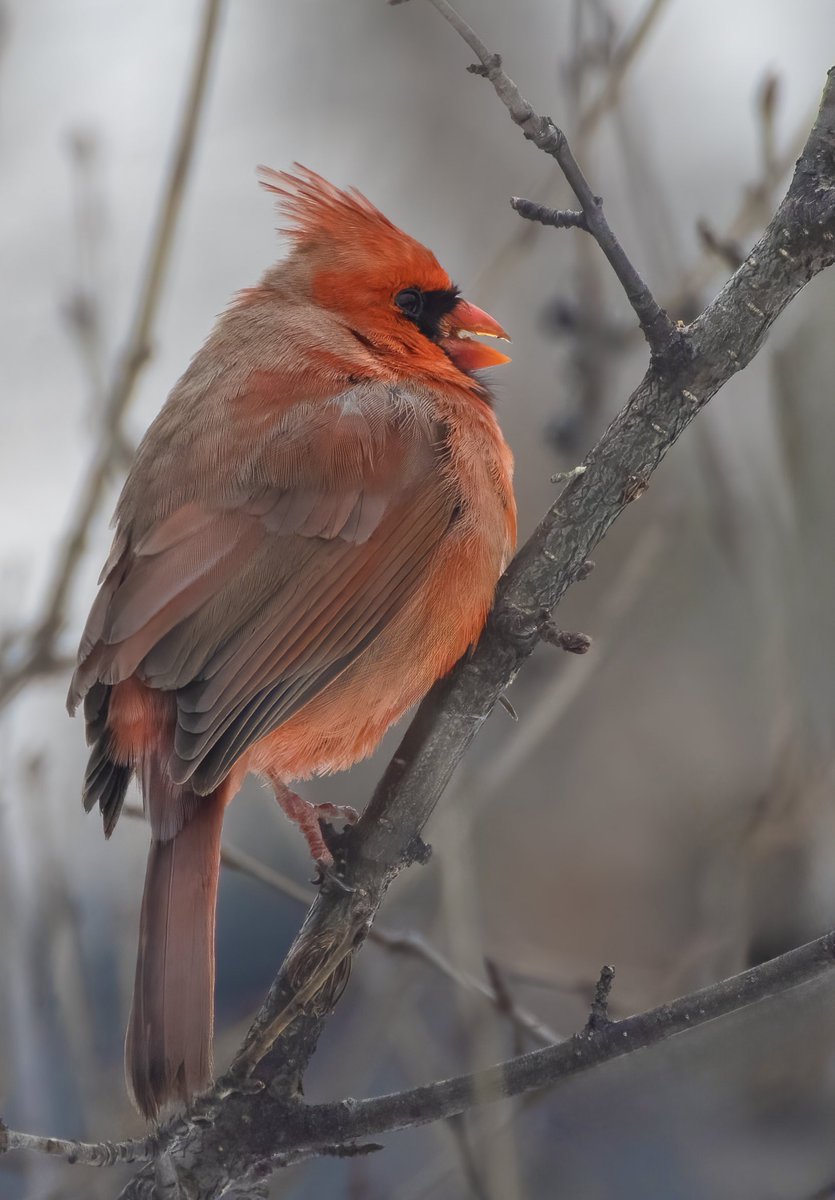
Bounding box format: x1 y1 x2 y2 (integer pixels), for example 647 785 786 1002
312 859 355 895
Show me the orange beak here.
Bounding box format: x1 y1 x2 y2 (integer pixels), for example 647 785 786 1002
440 299 511 372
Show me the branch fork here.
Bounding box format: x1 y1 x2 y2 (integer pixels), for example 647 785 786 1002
492 605 592 657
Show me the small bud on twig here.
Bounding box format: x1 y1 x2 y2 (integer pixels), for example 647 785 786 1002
586 964 616 1032
512 196 589 232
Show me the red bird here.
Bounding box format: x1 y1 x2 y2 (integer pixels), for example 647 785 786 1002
68 167 516 1119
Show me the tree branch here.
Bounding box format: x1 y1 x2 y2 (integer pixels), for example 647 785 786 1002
291 927 835 1148
0 0 222 712
421 0 679 356
0 1121 153 1169
124 803 563 1048
8 927 835 1181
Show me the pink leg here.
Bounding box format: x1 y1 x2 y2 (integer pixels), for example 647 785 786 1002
271 780 358 866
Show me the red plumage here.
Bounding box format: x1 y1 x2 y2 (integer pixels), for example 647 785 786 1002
69 167 515 1119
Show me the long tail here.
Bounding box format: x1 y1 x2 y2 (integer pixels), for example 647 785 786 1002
125 789 225 1120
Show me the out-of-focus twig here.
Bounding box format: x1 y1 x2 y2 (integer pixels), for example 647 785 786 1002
806 1180 835 1200
484 958 526 1058
695 219 745 272
285 927 835 1146
372 928 561 1047
680 98 814 310
445 1114 492 1200
0 0 223 713
758 72 781 204
473 0 672 296
63 129 109 415
419 0 678 355
122 803 561 1048
577 0 670 139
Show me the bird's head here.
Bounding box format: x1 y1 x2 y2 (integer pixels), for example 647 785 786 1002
258 165 510 380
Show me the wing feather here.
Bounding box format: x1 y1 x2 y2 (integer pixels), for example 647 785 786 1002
170 478 452 788
69 384 455 798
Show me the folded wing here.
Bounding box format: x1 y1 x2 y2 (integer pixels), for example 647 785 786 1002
69 385 455 800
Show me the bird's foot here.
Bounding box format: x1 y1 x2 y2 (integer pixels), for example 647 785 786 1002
272 781 358 870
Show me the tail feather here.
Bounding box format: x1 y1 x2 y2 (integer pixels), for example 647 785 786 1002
80 684 132 839
125 790 224 1120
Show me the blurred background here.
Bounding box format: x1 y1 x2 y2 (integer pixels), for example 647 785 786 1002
2 1 835 1197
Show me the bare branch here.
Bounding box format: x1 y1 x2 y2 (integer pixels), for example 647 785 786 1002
696 218 745 271
510 197 589 232
0 0 223 712
0 1120 153 1168
576 0 672 139
123 803 562 1048
290 927 835 1149
424 0 679 357
11 928 835 1184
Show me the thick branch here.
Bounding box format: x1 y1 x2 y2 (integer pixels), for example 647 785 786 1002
294 927 835 1147
12 926 835 1181
126 804 562 1049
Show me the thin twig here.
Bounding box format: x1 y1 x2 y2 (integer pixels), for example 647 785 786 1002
291 927 835 1147
511 198 588 232
0 0 223 712
0 1121 154 1168
122 804 561 1048
576 0 671 139
372 929 561 1047
424 0 678 357
472 0 673 296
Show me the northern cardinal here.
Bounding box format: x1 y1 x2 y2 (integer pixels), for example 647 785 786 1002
68 167 515 1119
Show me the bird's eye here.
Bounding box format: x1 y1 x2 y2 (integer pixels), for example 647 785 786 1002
395 288 424 318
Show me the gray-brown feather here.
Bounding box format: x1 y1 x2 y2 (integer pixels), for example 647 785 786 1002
68 365 456 805
125 788 224 1120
